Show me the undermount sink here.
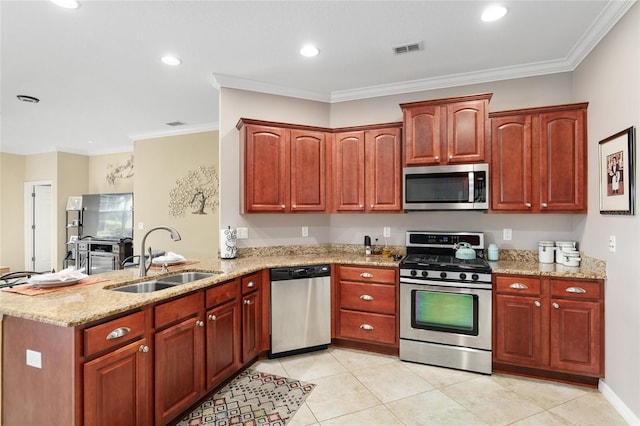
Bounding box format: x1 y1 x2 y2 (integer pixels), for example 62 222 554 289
110 271 220 293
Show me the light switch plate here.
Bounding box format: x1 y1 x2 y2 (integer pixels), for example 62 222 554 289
503 228 512 241
302 226 308 237
383 227 391 238
609 235 616 252
236 227 248 239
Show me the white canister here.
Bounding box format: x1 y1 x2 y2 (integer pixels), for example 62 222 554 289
538 241 555 263
555 241 577 263
220 227 237 259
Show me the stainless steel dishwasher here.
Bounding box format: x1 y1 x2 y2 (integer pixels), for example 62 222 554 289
270 264 331 358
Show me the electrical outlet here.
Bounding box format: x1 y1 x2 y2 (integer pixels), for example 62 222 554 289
302 226 308 237
383 227 391 238
236 227 249 239
609 235 616 252
503 228 512 241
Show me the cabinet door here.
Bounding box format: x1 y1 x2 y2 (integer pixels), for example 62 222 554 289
491 115 534 211
155 316 205 425
84 338 151 426
333 131 366 211
403 104 442 166
244 124 290 212
206 299 241 389
365 127 402 211
242 291 261 362
550 298 602 375
538 108 586 212
494 294 546 366
290 129 327 212
446 100 487 164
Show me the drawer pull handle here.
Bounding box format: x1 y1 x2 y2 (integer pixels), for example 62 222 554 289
106 327 130 340
359 324 374 331
534 301 541 307
208 314 217 321
566 287 586 294
360 295 374 301
247 281 256 288
360 272 373 278
509 283 528 290
196 320 205 327
552 302 560 309
138 345 149 353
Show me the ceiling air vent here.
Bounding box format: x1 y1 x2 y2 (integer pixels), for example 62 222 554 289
166 121 186 126
392 42 423 55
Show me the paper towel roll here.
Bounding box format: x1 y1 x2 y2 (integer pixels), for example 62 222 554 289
220 228 237 259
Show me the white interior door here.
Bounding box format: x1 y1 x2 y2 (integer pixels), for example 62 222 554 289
24 182 53 272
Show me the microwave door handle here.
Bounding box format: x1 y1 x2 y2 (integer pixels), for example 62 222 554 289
468 172 474 202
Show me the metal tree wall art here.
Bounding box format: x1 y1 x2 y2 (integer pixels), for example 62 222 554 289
168 165 219 217
106 155 134 186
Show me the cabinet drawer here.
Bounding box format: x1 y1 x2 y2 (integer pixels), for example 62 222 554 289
242 273 261 295
340 282 395 314
495 276 541 296
206 279 240 308
339 310 396 345
84 311 146 357
551 280 602 300
155 291 203 329
339 265 396 284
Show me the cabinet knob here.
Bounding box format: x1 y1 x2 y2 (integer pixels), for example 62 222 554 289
247 281 256 288
360 294 374 301
371 204 374 209
138 345 150 353
292 205 297 209
196 320 205 327
244 299 251 305
534 301 541 307
552 302 560 309
360 272 373 278
435 156 439 161
541 203 548 208
281 204 286 209
106 327 131 340
208 314 217 321
359 324 374 331
509 283 528 290
359 204 364 209
449 155 453 160
525 203 532 208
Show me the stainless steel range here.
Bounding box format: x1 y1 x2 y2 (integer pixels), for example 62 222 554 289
399 231 492 374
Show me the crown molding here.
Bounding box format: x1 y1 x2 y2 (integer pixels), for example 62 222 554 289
129 122 219 141
211 73 330 103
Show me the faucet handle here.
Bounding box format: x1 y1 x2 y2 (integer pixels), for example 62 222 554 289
161 263 169 273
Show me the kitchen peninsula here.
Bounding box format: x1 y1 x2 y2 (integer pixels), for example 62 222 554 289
1 248 605 425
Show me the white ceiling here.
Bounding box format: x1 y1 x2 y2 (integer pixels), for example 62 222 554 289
1 0 635 156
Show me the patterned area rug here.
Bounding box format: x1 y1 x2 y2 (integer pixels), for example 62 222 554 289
175 369 315 426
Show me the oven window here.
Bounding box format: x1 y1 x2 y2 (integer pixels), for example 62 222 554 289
405 172 469 203
411 290 478 335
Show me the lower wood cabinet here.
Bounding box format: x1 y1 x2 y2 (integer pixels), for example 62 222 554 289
241 272 262 362
493 274 604 383
334 265 399 352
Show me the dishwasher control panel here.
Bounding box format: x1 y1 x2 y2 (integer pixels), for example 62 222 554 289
270 264 331 281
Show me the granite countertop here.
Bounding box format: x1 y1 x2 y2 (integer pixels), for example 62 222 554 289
0 247 606 328
0 251 400 328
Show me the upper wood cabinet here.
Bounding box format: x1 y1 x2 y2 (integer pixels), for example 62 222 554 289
490 103 588 213
332 124 402 212
401 93 491 166
238 119 328 213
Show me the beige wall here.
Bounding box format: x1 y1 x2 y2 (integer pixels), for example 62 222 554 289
0 153 26 270
88 152 134 194
134 131 220 260
574 3 640 420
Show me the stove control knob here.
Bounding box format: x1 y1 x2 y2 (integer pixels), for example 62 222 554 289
471 274 479 281
410 270 417 277
440 272 447 279
459 273 467 280
421 270 428 278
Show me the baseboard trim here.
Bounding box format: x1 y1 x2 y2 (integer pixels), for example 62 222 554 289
599 379 640 425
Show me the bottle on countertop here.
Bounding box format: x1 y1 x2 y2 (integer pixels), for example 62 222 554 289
488 243 499 261
364 235 372 256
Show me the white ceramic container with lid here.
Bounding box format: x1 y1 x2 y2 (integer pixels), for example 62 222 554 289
488 244 499 261
555 241 577 263
538 241 555 263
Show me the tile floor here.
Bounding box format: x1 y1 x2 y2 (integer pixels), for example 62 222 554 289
251 347 628 426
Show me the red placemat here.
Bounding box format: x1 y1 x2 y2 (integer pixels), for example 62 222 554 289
2 276 109 296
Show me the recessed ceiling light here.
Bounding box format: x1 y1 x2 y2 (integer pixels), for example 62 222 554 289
17 95 40 103
481 5 507 22
299 45 319 58
161 56 182 66
50 0 80 9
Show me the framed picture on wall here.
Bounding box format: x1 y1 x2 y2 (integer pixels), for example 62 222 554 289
599 126 635 215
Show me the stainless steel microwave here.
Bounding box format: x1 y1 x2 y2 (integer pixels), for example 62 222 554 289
403 163 489 211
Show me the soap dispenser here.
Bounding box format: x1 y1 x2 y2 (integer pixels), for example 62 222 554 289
364 235 372 256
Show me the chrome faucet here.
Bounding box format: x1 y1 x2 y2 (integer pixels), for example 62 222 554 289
138 226 181 277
